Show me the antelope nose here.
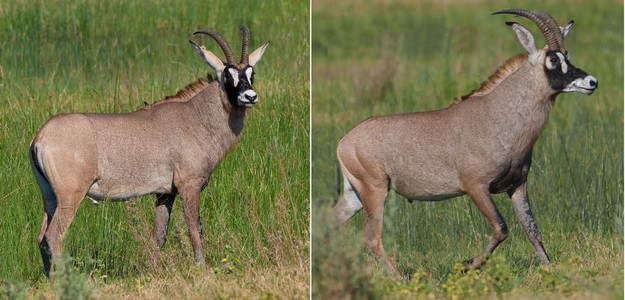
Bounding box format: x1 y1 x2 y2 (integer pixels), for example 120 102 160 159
589 77 598 89
245 94 258 102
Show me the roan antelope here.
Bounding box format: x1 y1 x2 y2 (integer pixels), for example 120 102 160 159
333 9 597 277
29 26 268 277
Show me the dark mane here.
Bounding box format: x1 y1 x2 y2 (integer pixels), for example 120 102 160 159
453 54 528 104
142 74 215 109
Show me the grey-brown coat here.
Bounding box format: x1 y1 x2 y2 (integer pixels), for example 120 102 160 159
30 26 269 277
333 10 597 277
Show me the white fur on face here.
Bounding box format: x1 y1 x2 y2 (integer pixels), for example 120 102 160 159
245 67 253 83
238 90 258 107
563 75 598 94
545 52 569 74
236 67 258 107
228 68 239 87
556 52 568 74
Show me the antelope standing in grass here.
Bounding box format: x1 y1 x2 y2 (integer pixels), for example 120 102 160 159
333 9 597 277
30 26 269 277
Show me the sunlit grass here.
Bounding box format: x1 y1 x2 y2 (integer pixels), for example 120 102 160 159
0 0 309 297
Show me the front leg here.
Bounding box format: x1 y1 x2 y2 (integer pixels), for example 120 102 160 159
508 182 550 264
463 184 509 270
178 186 205 265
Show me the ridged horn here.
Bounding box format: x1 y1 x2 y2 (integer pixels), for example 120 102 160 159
493 9 565 52
240 25 250 66
192 29 236 65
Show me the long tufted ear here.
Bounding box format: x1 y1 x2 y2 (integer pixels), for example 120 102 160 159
506 22 540 65
561 20 574 41
248 41 269 67
189 40 226 80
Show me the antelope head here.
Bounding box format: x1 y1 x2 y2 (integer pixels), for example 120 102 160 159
189 26 269 107
494 9 598 95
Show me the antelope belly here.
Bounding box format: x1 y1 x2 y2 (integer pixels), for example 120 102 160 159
391 178 464 202
404 191 465 202
86 176 173 202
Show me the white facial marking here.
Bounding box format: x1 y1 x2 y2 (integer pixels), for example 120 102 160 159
563 75 597 94
556 52 568 74
245 67 253 83
238 90 258 107
545 56 554 70
228 68 239 87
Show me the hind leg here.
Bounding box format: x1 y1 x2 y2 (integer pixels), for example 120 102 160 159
38 211 53 277
41 190 83 276
332 168 363 226
36 192 56 277
347 173 400 277
150 194 176 267
32 177 84 277
359 183 399 277
31 154 58 277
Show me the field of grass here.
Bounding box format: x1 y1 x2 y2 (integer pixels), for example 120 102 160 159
0 0 309 298
312 0 623 299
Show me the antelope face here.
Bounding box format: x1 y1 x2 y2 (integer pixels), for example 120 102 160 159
499 9 598 96
544 50 598 94
223 65 258 107
189 26 269 108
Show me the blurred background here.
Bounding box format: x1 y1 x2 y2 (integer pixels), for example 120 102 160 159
311 0 623 298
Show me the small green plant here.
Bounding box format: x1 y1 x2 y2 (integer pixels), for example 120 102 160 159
0 279 28 300
215 245 245 279
442 255 513 299
373 268 435 299
72 255 107 283
537 266 575 296
52 255 96 300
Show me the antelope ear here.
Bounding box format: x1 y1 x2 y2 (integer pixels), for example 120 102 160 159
561 20 574 41
248 41 269 67
506 22 539 65
189 40 226 80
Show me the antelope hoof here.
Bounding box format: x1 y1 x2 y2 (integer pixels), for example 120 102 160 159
461 258 485 271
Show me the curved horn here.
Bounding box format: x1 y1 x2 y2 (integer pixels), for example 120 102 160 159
493 9 565 52
193 29 236 65
240 25 250 66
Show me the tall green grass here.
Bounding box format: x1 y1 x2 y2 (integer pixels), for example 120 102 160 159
312 0 622 298
0 0 309 292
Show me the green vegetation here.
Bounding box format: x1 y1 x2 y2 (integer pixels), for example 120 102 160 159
0 0 309 298
312 0 623 298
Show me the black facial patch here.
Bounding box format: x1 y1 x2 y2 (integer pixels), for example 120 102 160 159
543 50 589 91
222 65 255 106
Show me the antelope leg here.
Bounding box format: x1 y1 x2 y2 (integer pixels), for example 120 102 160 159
42 191 82 277
38 211 53 278
360 185 401 277
180 189 205 265
464 185 508 269
150 193 176 267
508 182 550 264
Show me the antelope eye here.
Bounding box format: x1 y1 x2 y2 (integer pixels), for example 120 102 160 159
550 57 558 64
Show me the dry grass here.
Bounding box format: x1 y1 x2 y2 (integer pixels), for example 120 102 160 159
28 261 310 299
